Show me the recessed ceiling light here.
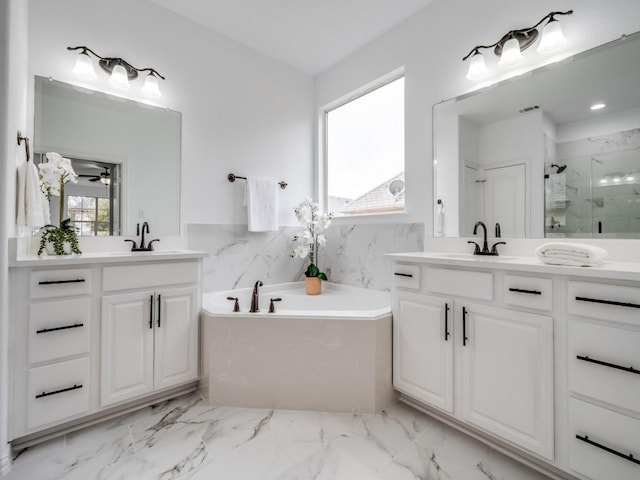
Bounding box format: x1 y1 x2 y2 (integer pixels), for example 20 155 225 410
599 178 607 184
590 103 606 110
613 177 621 183
626 176 635 182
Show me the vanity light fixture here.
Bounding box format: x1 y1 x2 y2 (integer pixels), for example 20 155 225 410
463 10 573 80
67 46 165 98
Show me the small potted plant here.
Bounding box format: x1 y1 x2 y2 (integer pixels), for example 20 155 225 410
37 152 82 256
291 198 332 295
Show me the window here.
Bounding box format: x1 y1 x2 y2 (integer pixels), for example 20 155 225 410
325 75 405 216
67 195 111 236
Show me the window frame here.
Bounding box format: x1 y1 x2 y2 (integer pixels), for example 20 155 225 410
319 67 406 222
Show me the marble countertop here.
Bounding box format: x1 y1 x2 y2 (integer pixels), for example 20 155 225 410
9 249 208 268
387 252 640 282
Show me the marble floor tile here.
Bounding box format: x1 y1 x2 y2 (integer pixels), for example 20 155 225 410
5 392 551 480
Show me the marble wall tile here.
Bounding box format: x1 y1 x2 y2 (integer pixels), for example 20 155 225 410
188 222 424 293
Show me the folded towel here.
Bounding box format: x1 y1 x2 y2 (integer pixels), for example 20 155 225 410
535 242 608 267
16 160 47 227
246 177 279 232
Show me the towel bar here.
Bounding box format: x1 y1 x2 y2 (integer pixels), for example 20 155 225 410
228 173 287 190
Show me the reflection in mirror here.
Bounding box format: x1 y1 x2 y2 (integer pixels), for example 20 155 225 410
434 32 640 239
34 76 181 236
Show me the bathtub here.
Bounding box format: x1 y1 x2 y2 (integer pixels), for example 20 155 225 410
200 282 397 413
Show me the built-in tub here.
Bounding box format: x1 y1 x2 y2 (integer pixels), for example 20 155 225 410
200 282 397 414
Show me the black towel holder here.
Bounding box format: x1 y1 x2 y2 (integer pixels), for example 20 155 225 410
228 173 287 190
17 131 30 162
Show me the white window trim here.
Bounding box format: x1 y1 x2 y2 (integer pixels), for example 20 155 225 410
317 67 406 220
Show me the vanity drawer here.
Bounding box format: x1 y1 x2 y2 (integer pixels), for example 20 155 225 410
27 357 89 429
30 268 91 299
568 398 640 480
568 281 640 326
568 320 640 413
29 298 90 365
425 267 493 301
103 261 199 292
503 275 552 311
392 264 420 289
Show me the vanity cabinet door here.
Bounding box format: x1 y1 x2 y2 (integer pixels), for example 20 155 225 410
154 286 199 390
101 291 155 407
460 303 554 459
393 291 454 414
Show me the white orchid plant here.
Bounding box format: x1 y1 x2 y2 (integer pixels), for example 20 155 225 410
291 198 333 279
37 152 81 255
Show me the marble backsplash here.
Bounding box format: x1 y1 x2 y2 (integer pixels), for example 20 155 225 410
187 222 424 293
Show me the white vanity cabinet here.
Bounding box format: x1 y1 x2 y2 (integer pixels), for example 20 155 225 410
9 252 204 445
392 263 555 460
101 263 200 407
566 281 640 480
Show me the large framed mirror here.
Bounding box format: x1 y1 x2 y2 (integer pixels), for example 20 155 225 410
34 76 181 236
434 32 640 239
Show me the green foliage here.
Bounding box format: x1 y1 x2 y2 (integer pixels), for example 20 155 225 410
305 263 327 280
38 218 82 256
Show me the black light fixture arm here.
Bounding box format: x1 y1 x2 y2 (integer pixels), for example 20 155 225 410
462 10 573 61
67 46 165 80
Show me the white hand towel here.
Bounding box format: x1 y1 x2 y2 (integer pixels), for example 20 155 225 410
246 177 279 232
16 160 47 227
535 242 608 267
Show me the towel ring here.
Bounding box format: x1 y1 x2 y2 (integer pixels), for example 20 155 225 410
17 131 30 162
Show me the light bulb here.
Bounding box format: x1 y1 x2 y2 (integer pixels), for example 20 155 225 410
498 37 522 68
72 52 97 80
537 19 567 54
466 52 488 80
109 64 130 89
142 74 162 98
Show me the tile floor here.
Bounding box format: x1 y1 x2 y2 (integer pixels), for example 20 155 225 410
6 392 551 479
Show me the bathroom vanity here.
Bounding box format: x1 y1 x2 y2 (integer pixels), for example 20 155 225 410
8 250 205 447
389 253 640 480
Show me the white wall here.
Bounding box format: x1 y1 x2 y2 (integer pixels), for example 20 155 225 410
0 0 29 472
315 0 640 241
28 0 315 229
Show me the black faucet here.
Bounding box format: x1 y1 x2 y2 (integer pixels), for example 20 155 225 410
249 280 263 312
124 221 159 252
468 221 506 256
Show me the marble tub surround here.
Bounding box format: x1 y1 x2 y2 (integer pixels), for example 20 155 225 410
5 391 550 480
187 222 424 292
201 282 395 413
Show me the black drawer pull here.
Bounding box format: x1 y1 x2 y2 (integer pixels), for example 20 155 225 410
35 383 83 399
38 279 86 285
462 306 468 346
509 287 542 295
36 323 84 334
577 355 639 375
157 294 162 328
575 296 640 309
576 435 640 466
394 272 413 278
444 303 450 341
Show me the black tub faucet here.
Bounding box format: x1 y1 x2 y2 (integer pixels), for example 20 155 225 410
250 281 263 313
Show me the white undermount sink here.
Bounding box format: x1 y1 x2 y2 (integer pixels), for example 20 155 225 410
432 252 519 262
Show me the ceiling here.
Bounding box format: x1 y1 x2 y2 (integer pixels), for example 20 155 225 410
149 0 436 76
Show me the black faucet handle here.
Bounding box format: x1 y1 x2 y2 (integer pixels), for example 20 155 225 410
467 240 481 254
491 241 507 255
226 296 240 312
124 239 138 250
269 298 282 313
147 239 160 251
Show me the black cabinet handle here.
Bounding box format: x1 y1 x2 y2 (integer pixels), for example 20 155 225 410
36 323 84 334
577 355 639 375
509 287 542 295
462 306 468 346
394 272 413 278
576 435 640 466
149 295 153 329
38 279 86 285
576 296 640 309
157 294 162 328
35 383 83 399
444 303 450 341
